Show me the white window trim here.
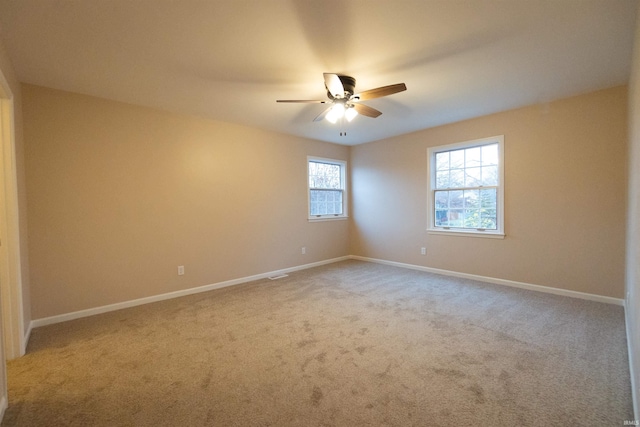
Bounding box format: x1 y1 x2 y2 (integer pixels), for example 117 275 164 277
427 135 505 238
307 156 348 221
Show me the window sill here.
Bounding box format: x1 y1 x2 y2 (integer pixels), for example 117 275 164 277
428 228 505 239
308 216 349 222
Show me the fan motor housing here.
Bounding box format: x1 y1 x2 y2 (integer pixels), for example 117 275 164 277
338 75 356 94
327 75 356 99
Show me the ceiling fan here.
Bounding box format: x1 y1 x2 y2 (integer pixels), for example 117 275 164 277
277 73 407 123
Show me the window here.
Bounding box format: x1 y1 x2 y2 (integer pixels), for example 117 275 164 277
427 136 504 238
308 157 347 220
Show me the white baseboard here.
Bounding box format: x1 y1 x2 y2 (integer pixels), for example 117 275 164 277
349 255 625 306
625 299 639 422
30 254 624 330
31 256 350 328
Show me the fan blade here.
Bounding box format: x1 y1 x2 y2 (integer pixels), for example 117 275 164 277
353 83 407 101
276 100 327 103
353 103 382 118
313 105 333 122
324 73 344 99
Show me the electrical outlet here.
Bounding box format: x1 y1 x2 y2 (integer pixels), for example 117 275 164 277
177 265 184 276
421 247 427 255
301 247 306 255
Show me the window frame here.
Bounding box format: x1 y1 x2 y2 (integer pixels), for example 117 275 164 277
427 135 505 238
307 156 348 221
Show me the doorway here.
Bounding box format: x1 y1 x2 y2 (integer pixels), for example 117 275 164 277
0 69 25 361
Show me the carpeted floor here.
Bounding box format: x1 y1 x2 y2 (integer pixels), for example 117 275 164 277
1 260 633 426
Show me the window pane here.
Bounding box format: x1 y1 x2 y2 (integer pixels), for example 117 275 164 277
437 176 495 230
480 189 496 208
450 169 464 188
480 209 497 229
450 150 464 169
433 190 497 230
436 152 449 170
436 171 449 189
464 189 480 209
309 161 342 189
465 147 481 168
435 209 448 226
310 190 343 215
481 165 498 186
449 209 464 227
464 209 480 228
465 167 481 187
334 202 344 214
449 190 463 208
482 144 499 166
435 191 448 209
308 161 318 177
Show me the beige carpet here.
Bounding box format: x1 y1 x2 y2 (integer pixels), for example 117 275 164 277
1 260 633 426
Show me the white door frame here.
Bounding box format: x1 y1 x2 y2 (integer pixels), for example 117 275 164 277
0 68 25 360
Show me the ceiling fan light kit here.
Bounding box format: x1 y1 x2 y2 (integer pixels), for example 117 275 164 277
277 73 406 125
325 103 345 124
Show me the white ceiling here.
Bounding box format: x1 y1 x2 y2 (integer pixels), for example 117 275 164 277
0 0 637 146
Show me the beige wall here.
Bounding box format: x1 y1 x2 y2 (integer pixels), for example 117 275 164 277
23 84 349 319
23 82 629 314
627 5 640 417
350 86 628 299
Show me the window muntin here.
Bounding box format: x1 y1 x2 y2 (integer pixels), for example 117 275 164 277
428 136 504 237
308 157 347 219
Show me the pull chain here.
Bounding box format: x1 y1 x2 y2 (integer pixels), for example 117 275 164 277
339 115 347 137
